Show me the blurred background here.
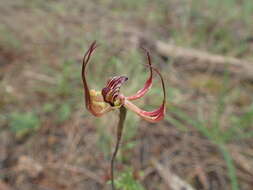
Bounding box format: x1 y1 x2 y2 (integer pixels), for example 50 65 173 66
0 0 253 189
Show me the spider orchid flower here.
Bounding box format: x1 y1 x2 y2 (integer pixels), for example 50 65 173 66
82 41 166 123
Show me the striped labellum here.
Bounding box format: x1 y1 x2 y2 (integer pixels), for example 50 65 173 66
102 76 128 107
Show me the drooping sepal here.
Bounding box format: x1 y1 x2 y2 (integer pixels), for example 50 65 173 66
123 66 166 123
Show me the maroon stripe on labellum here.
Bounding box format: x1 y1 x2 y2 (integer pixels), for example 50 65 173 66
102 76 128 106
107 76 120 88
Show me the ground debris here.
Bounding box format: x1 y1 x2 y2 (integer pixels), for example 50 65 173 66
0 180 13 190
16 155 43 178
152 159 195 190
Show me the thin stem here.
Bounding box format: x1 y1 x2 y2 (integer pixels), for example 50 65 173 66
111 106 127 190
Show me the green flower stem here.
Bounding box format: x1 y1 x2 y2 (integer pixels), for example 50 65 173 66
111 106 127 190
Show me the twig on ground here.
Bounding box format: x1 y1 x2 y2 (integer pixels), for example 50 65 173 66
125 30 253 82
152 159 195 190
24 71 56 84
152 40 253 82
47 162 104 185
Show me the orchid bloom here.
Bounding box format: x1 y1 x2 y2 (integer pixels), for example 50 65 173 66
82 41 166 123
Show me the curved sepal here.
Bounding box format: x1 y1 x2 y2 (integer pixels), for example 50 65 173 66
123 66 166 123
82 41 112 117
126 49 153 100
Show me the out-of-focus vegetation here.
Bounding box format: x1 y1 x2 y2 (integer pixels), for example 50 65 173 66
9 112 40 138
0 0 253 189
113 169 145 190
